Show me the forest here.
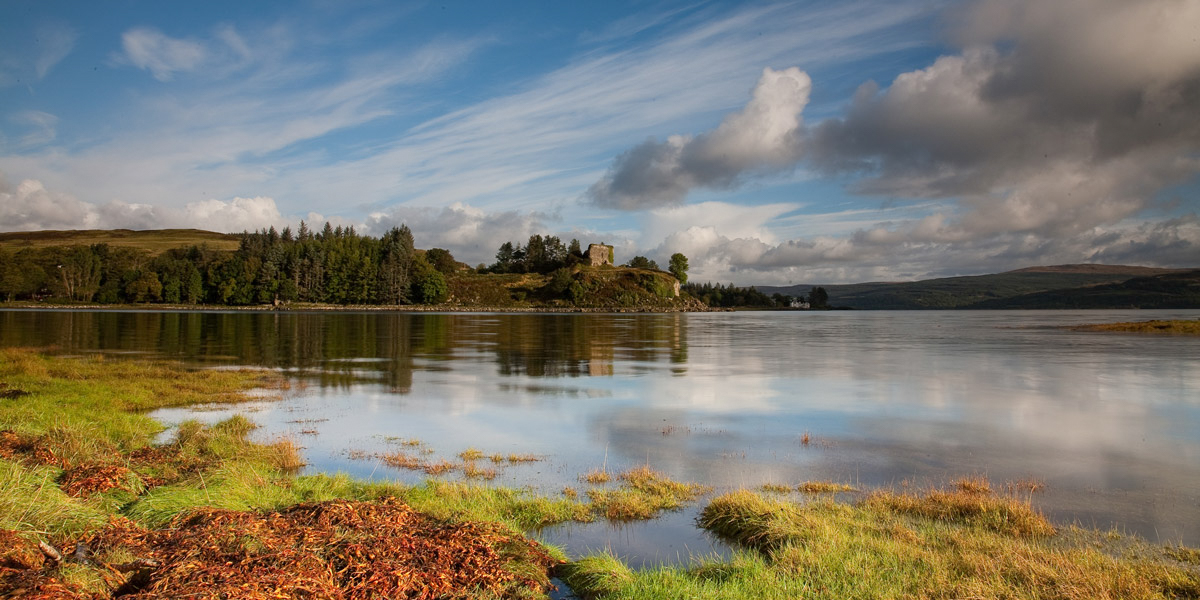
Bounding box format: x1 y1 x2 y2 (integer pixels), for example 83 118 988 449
0 223 448 306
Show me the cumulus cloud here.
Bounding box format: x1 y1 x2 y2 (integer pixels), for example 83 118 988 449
810 0 1200 238
119 27 208 81
0 176 99 231
0 175 297 233
588 66 811 210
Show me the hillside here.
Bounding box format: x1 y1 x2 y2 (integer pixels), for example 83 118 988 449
447 266 701 311
0 229 241 255
970 269 1200 309
756 265 1190 310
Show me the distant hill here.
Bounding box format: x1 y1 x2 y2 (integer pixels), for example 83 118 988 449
0 229 241 255
970 269 1200 309
756 265 1192 310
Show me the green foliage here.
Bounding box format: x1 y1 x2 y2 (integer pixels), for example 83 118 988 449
0 248 46 301
627 256 658 270
410 255 449 304
669 253 688 284
489 235 571 274
424 247 458 274
124 269 163 302
684 282 780 308
542 267 575 297
808 286 829 309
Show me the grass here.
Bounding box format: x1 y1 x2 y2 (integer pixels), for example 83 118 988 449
0 228 241 255
796 481 856 494
1074 319 1200 334
759 483 793 494
586 466 710 521
582 468 612 484
564 485 1200 599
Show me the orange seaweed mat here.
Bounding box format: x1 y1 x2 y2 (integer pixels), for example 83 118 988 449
1 498 563 599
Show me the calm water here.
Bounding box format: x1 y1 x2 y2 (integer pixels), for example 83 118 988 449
3 308 1199 563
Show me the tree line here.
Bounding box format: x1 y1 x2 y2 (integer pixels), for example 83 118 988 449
1 222 715 307
0 223 452 306
683 282 829 309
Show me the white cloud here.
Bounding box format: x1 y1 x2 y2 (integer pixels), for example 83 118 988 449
0 175 302 233
643 201 795 250
588 67 812 210
119 27 208 81
810 0 1200 239
0 176 98 231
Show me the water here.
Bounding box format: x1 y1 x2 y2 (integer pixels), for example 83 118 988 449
2 308 1198 563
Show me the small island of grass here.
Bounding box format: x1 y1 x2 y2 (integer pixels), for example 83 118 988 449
1073 319 1200 334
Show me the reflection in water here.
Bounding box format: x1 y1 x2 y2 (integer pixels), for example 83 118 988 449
2 308 1199 561
0 311 688 391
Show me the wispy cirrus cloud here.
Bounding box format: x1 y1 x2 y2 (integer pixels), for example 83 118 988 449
9 110 58 147
256 1 938 216
118 27 209 81
34 23 77 79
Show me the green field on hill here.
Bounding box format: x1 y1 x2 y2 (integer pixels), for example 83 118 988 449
0 229 241 255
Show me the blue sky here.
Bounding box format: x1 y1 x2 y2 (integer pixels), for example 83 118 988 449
2 0 1197 285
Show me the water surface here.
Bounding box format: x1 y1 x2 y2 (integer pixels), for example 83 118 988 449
2 308 1198 562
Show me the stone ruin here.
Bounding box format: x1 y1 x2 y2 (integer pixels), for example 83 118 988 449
587 243 613 267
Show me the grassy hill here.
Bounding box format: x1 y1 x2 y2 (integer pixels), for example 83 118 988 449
447 266 701 311
0 229 241 255
756 265 1190 309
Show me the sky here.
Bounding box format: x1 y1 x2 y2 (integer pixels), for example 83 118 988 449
1 0 1198 285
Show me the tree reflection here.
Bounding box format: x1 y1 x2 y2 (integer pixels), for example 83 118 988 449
0 310 689 392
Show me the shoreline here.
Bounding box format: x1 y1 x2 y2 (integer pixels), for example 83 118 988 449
0 301 720 314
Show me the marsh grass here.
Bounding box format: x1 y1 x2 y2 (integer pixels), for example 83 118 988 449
586 466 710 521
422 459 456 475
795 481 856 494
463 462 498 481
759 483 792 494
565 483 1200 599
505 453 540 463
0 459 107 542
582 469 612 484
1075 319 1200 334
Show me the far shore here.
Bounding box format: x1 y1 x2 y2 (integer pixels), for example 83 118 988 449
0 301 721 313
